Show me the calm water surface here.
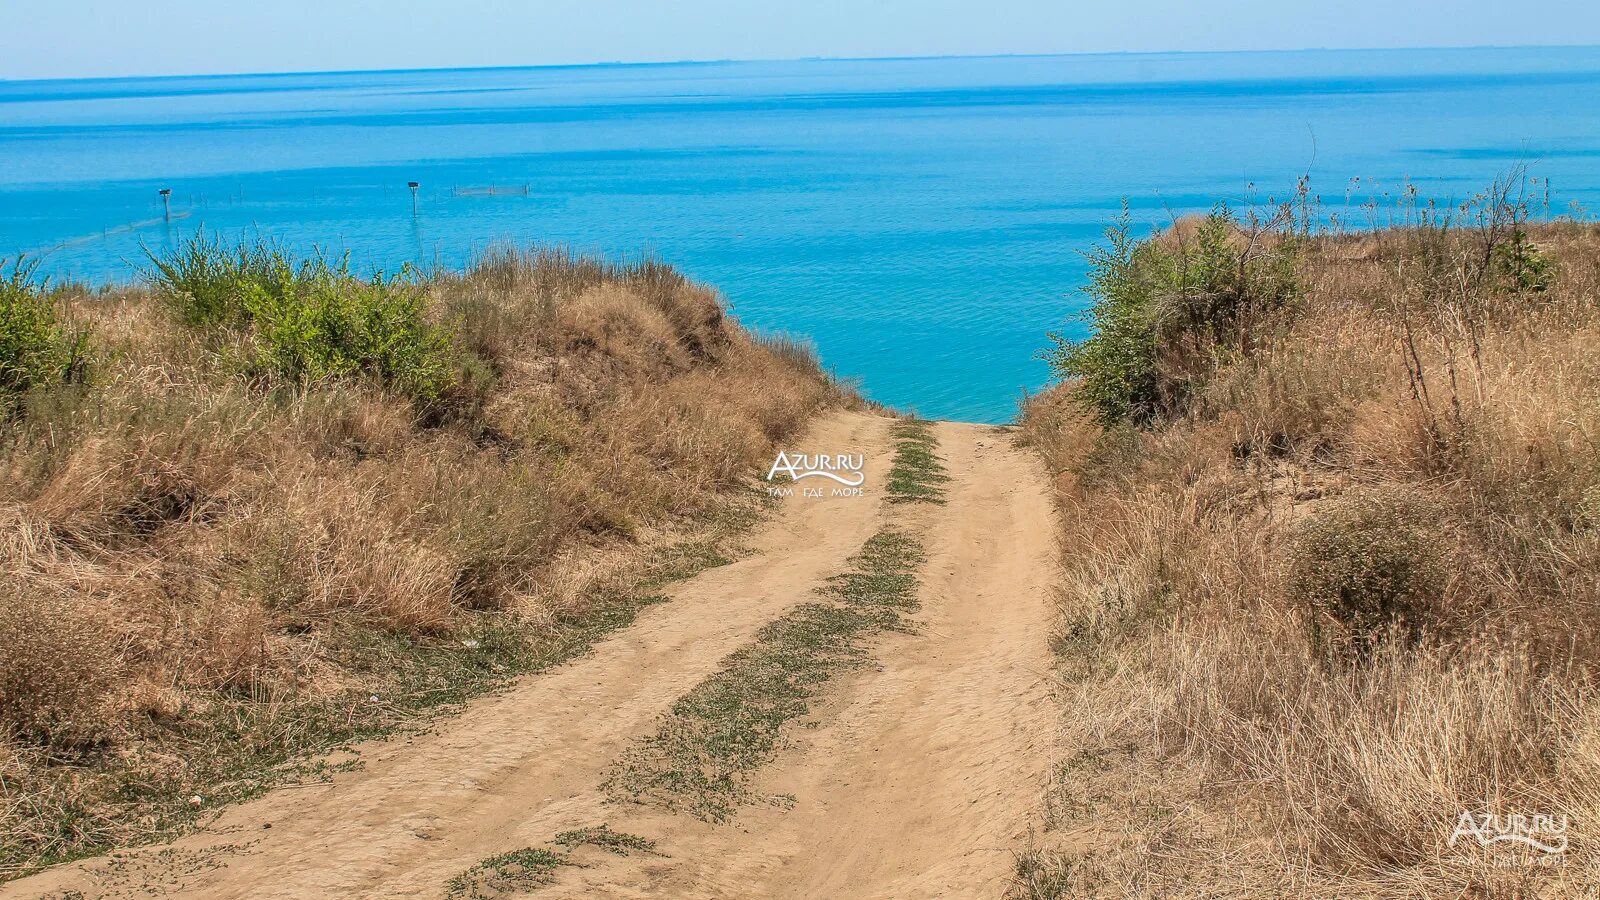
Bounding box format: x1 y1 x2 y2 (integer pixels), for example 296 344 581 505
4 47 1600 421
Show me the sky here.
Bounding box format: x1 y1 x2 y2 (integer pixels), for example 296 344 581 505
5 0 1600 81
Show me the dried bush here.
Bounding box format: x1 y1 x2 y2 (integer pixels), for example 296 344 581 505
1290 488 1450 649
0 585 123 747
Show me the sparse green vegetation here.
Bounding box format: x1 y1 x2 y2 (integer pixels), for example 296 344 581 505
444 825 656 898
604 419 939 821
1493 227 1555 293
885 419 950 503
605 525 927 821
446 847 569 900
1010 847 1085 900
552 824 657 856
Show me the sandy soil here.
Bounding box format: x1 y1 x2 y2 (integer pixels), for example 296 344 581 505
5 415 1060 900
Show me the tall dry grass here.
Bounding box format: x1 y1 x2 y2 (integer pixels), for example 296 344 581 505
1020 216 1600 897
0 244 851 877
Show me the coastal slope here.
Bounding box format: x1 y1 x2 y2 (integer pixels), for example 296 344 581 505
4 416 1061 899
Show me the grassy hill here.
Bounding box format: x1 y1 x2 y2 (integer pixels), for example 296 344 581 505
1018 181 1600 896
0 240 850 878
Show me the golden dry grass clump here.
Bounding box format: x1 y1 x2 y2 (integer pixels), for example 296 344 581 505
1020 201 1600 897
0 243 849 876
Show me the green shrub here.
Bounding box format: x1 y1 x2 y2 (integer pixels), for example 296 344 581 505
1492 229 1554 293
1045 204 1301 426
1043 214 1165 426
240 268 454 399
148 232 279 328
151 237 456 400
0 260 89 400
1289 489 1448 650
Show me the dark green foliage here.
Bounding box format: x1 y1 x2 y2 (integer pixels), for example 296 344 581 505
1045 204 1302 426
1493 229 1555 293
150 236 456 400
0 260 90 400
1043 215 1164 426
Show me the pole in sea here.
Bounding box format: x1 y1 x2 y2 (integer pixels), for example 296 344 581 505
408 181 420 217
159 188 172 221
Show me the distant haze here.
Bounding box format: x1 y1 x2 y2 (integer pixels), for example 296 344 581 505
5 0 1600 81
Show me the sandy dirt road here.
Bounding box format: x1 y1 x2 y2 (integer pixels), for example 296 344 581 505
6 416 1059 900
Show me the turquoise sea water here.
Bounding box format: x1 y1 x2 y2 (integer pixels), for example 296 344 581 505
4 47 1600 422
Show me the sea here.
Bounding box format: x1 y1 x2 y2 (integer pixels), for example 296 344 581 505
3 46 1599 422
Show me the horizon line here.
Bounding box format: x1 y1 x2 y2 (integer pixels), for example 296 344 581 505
4 41 1599 87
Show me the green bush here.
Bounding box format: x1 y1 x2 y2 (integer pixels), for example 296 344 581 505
1492 229 1554 293
151 237 456 400
148 232 279 328
1289 490 1448 649
240 267 454 399
1043 214 1165 426
1045 204 1301 426
0 260 89 400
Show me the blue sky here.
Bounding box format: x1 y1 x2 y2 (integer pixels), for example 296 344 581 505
7 0 1600 80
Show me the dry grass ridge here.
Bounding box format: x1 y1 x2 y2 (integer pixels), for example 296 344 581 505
0 239 850 880
1017 174 1600 897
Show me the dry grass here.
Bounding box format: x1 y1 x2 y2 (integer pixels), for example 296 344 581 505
1018 219 1600 897
0 247 852 879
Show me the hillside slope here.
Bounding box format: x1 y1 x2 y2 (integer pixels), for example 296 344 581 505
1019 201 1600 896
0 244 848 879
